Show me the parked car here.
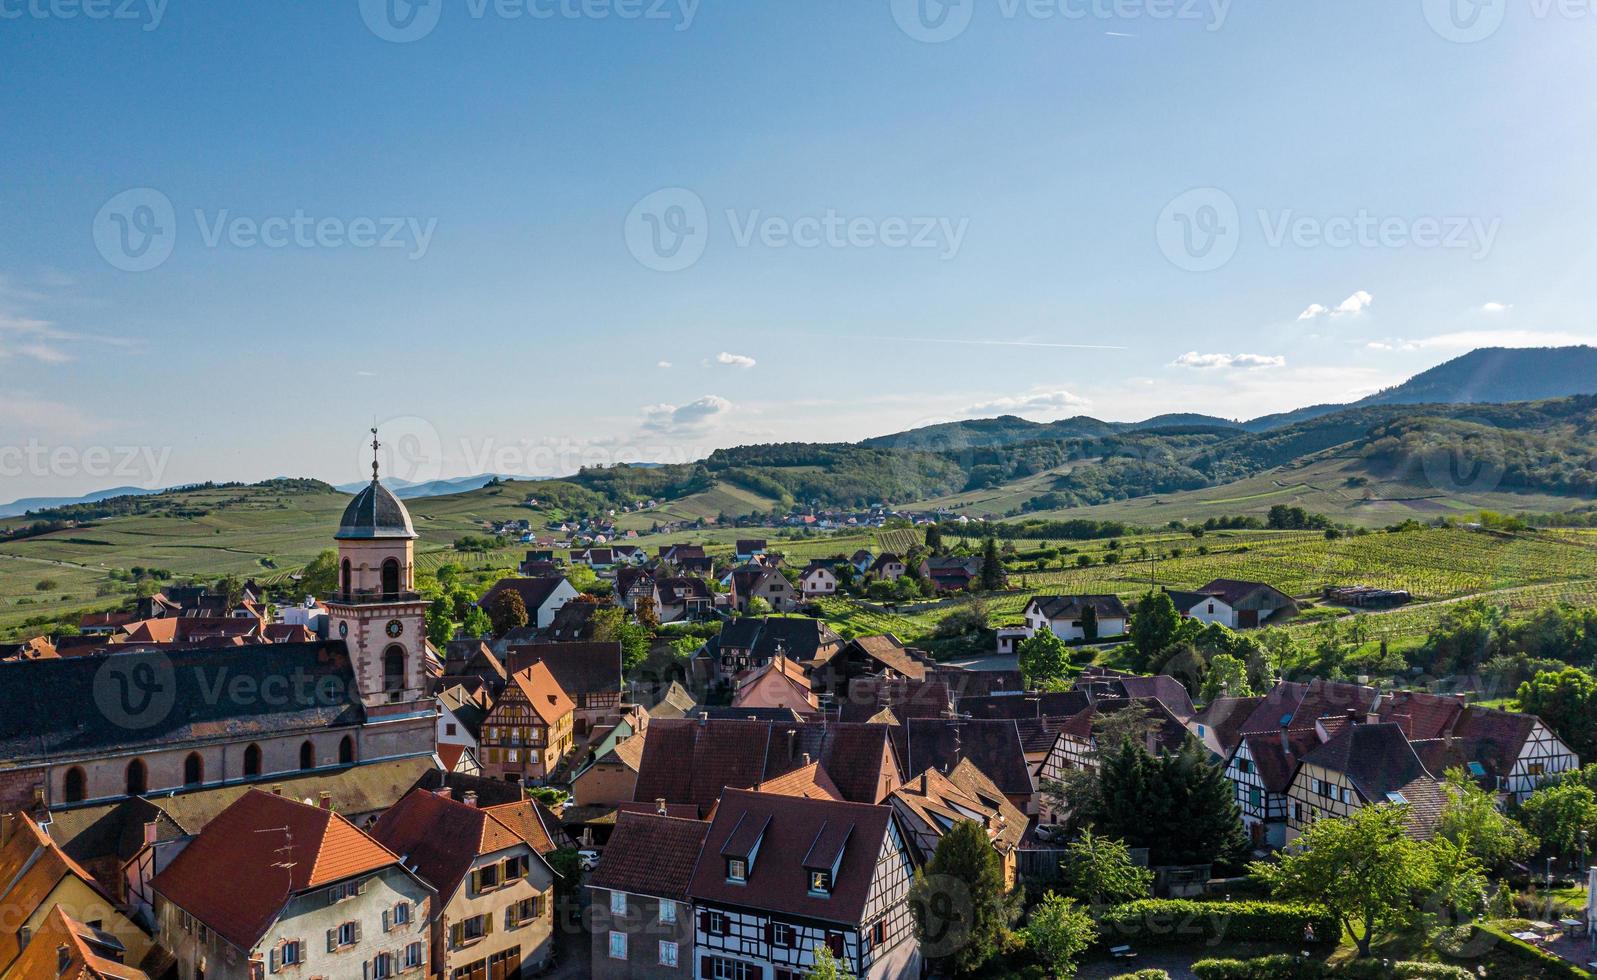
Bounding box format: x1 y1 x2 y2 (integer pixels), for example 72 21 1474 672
578 848 600 871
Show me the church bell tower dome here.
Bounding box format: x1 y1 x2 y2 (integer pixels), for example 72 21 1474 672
335 479 417 540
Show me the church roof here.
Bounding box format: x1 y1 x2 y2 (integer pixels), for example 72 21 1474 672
335 479 417 540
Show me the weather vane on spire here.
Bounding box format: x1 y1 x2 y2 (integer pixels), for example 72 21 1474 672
371 426 381 482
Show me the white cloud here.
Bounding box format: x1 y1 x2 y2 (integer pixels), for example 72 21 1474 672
1481 302 1513 314
1174 351 1287 370
713 351 757 368
657 360 672 369
966 388 1089 419
1298 290 1373 321
640 395 735 434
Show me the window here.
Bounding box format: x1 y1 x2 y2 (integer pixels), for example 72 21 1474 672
337 921 357 947
373 952 393 978
609 891 627 915
184 752 204 786
63 767 86 803
809 869 832 895
243 744 262 778
873 919 887 946
125 758 147 796
825 932 844 957
607 931 628 960
281 941 303 966
300 741 315 770
381 558 401 597
338 735 355 765
1248 787 1262 808
327 881 361 904
403 943 423 969
708 956 759 980
445 723 457 736
658 940 678 967
341 558 351 595
726 858 747 883
392 902 410 926
382 646 406 695
477 863 500 892
772 923 795 948
705 910 730 936
1528 762 1546 776
658 899 676 924
507 896 544 928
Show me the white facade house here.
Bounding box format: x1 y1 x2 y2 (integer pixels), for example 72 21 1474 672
1022 596 1129 643
799 565 838 598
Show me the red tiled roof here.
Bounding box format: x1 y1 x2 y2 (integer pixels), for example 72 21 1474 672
150 790 401 950
505 662 575 726
370 788 527 900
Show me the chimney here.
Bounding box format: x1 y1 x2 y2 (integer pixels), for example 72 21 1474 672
435 787 452 801
318 791 333 811
802 753 811 767
699 711 709 725
920 771 929 793
655 798 668 816
272 784 282 796
143 820 159 848
462 791 478 808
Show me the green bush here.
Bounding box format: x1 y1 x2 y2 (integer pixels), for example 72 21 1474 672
1097 899 1337 947
1109 972 1171 980
1192 958 1473 980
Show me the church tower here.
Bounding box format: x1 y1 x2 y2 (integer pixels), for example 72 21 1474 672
325 429 430 713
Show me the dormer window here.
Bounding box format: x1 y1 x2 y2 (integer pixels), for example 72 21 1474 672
808 869 832 895
726 858 748 883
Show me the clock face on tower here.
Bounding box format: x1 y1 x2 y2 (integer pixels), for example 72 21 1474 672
385 619 404 638
338 621 348 638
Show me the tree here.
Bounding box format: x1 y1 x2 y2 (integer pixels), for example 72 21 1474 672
425 597 454 647
747 596 773 616
488 589 529 637
1437 767 1536 869
299 548 339 597
808 945 856 980
1253 804 1437 957
1024 893 1096 977
213 573 244 611
1200 652 1253 702
461 606 493 638
449 587 478 621
634 594 661 631
978 537 1005 592
1017 631 1071 690
1518 667 1597 761
908 820 1013 976
1080 603 1099 643
1128 591 1180 671
925 523 945 555
1519 782 1597 857
1059 830 1152 908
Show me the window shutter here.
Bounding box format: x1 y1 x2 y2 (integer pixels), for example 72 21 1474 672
763 922 774 946
698 910 709 934
362 960 370 980
827 931 844 956
484 913 493 937
701 956 713 977
450 922 464 949
327 929 338 953
353 921 363 943
470 869 481 895
382 910 390 933
268 947 278 973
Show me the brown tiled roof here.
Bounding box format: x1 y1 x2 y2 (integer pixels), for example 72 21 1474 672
0 814 114 967
371 788 528 899
589 811 709 900
1029 594 1130 621
11 906 149 980
845 634 927 681
890 719 1031 798
481 799 573 855
957 690 1090 721
1378 691 1467 740
744 761 844 801
504 641 622 698
478 577 570 615
150 790 401 950
1192 696 1265 756
1239 730 1317 793
1301 723 1434 804
689 790 894 925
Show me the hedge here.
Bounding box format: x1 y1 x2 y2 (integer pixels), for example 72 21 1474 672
1192 957 1473 980
1108 972 1171 980
1474 923 1594 978
1096 899 1338 948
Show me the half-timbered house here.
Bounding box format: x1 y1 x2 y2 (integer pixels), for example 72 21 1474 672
1284 723 1447 842
688 789 920 980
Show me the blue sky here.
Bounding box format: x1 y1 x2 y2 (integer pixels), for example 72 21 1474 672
3 0 1595 496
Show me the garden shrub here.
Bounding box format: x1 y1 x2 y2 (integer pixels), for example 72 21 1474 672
1097 899 1337 947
